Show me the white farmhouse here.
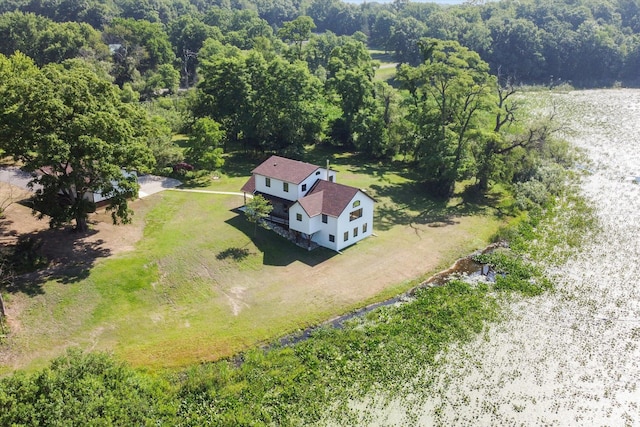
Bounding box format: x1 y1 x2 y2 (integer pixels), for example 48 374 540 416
241 155 374 251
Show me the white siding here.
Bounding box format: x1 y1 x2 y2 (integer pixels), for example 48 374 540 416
254 168 337 202
79 170 137 204
295 168 335 196
310 214 339 251
297 172 321 197
289 203 325 234
252 166 373 251
254 174 298 201
335 192 374 251
289 203 310 234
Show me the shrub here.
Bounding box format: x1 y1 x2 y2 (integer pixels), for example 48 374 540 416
0 349 176 426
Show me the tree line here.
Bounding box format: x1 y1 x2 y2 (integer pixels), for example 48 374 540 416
1 0 639 87
0 0 582 231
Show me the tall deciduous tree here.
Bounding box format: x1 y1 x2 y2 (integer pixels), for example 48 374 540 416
398 39 495 197
326 39 376 146
187 117 225 170
0 54 154 231
278 15 316 59
197 49 324 153
103 17 175 86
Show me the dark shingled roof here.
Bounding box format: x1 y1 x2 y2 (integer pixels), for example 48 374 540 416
240 175 256 193
252 155 320 184
297 190 324 217
302 180 361 218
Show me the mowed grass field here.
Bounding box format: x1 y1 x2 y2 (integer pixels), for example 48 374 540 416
1 150 503 372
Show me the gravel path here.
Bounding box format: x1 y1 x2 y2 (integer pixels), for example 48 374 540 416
0 168 181 199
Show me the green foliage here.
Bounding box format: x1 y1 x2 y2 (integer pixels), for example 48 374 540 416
0 54 154 231
146 115 184 173
278 15 316 59
142 94 191 134
0 349 176 426
103 17 176 86
143 63 181 97
244 194 273 236
175 279 500 425
8 236 48 274
326 39 377 147
197 50 324 152
0 11 109 67
475 250 551 297
186 117 224 170
398 38 496 197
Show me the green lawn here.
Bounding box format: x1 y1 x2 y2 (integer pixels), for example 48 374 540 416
370 49 398 82
2 154 504 371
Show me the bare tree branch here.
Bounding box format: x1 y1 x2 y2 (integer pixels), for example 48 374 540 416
496 103 562 155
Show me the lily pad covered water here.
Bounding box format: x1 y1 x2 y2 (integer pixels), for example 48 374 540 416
353 89 640 425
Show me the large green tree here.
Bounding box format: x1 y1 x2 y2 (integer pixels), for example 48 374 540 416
186 117 225 170
0 54 154 231
398 39 495 197
278 15 316 60
326 39 376 146
197 49 324 153
103 17 175 86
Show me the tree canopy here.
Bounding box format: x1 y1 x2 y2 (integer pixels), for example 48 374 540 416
0 53 154 231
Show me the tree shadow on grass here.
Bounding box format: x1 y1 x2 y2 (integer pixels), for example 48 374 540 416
221 152 266 178
6 227 112 296
216 247 251 262
347 157 422 183
372 181 502 232
225 211 336 267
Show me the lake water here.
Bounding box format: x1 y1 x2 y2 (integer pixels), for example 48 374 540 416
353 89 640 425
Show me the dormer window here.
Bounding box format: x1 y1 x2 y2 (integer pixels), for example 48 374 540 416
302 184 307 192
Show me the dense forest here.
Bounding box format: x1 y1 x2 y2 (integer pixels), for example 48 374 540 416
1 0 639 85
0 0 615 221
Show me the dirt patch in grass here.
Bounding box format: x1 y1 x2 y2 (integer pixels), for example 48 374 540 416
1 189 146 270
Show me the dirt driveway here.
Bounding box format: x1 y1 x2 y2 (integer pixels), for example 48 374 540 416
0 170 180 273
